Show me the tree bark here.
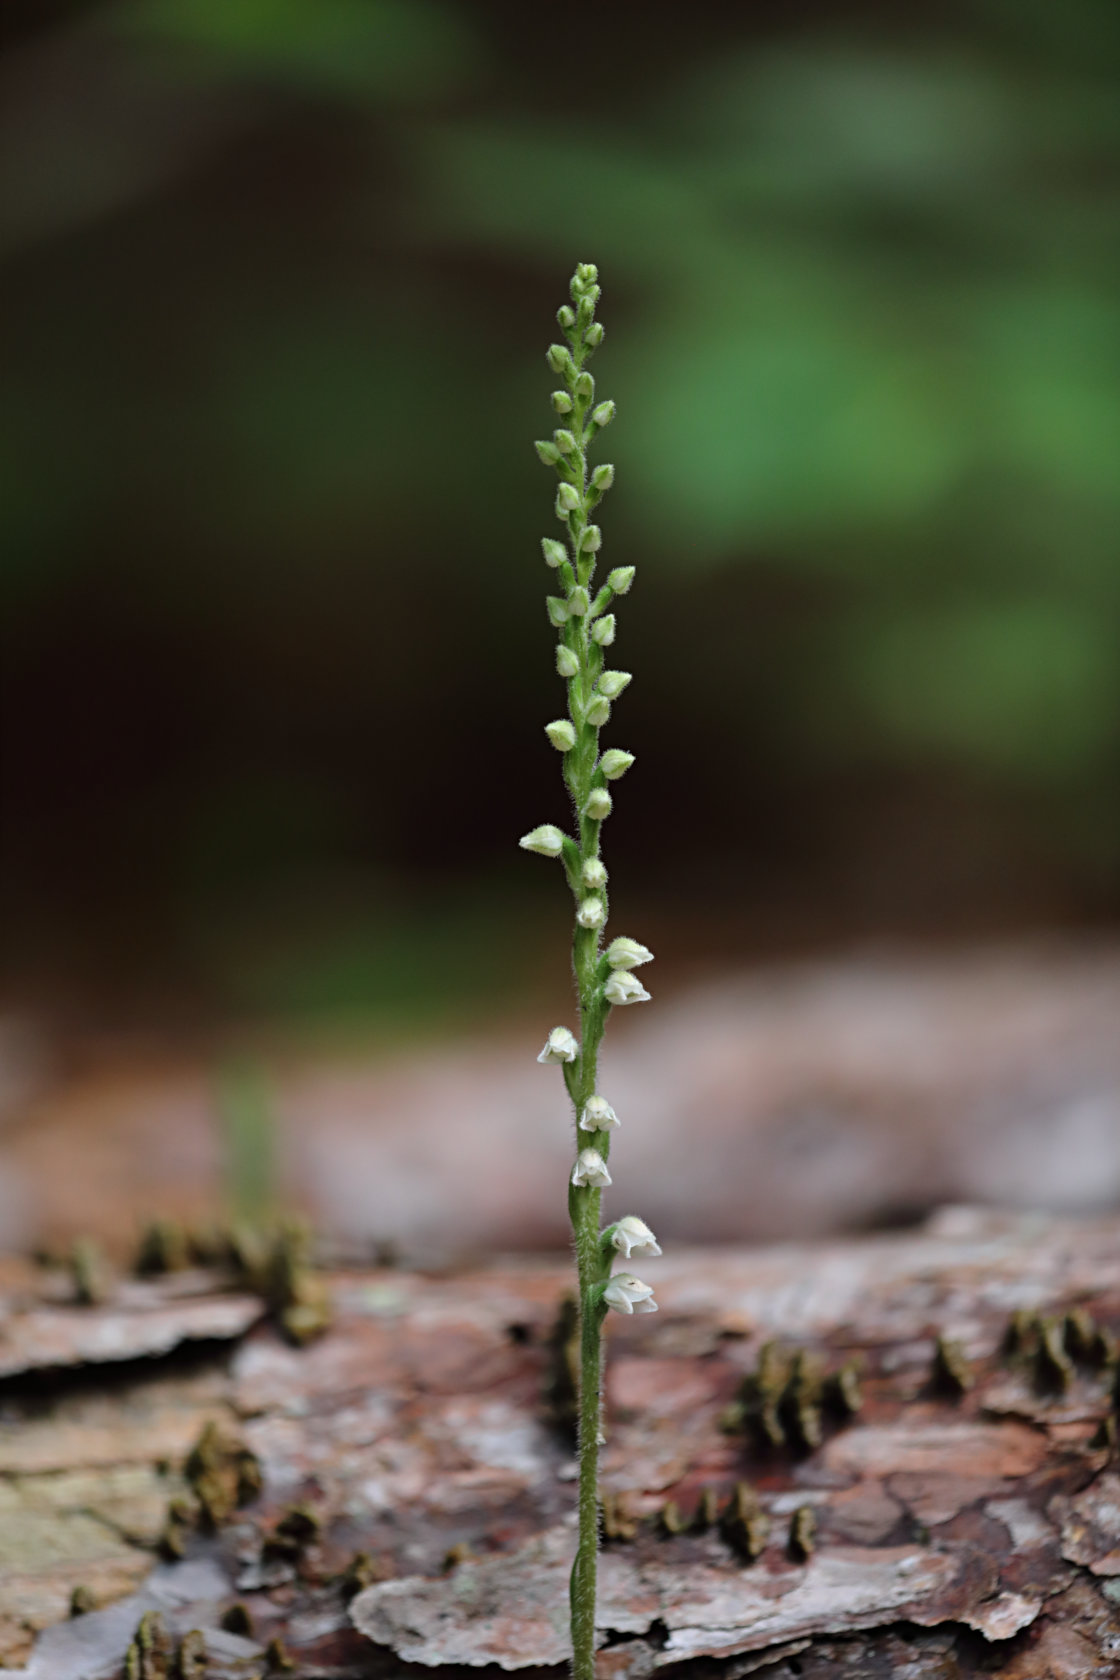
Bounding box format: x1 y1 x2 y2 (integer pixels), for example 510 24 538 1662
2 1207 1119 1678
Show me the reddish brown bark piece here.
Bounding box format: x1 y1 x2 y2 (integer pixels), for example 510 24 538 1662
2 1210 1120 1678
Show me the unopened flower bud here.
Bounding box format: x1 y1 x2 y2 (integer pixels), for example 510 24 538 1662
591 400 616 428
567 585 590 617
571 1147 611 1188
585 694 610 727
579 525 602 554
557 304 576 330
518 824 566 858
599 748 634 780
572 262 599 291
545 719 577 752
580 1094 620 1131
574 372 594 402
577 896 606 929
605 936 653 969
602 1273 657 1314
582 857 607 889
538 1025 579 1064
546 596 569 627
591 464 615 494
551 390 573 415
585 322 605 347
547 343 574 376
597 670 631 699
556 482 580 515
556 644 579 678
584 787 613 821
604 969 651 1006
608 566 635 594
592 614 616 646
609 1217 662 1260
535 439 562 466
541 538 567 568
554 429 576 455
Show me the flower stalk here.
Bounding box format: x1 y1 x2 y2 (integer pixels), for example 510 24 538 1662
521 263 661 1680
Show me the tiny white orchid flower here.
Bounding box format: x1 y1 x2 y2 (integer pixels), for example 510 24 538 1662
605 936 653 969
571 1148 612 1188
602 1273 657 1314
579 1095 619 1131
519 824 565 858
538 1025 579 1064
545 719 577 752
582 858 607 889
604 969 651 1006
584 787 612 821
599 748 634 780
576 896 606 929
610 1216 661 1260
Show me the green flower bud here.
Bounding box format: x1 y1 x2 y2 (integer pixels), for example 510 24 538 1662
597 670 632 699
554 429 576 455
541 538 567 568
599 748 634 780
592 614 616 646
567 585 590 617
591 400 616 428
556 482 580 516
584 786 613 820
551 390 573 415
591 464 615 494
535 439 562 466
545 719 578 753
585 694 610 727
582 857 608 889
574 372 594 402
547 596 569 627
607 565 635 594
578 525 602 554
571 262 598 294
547 343 574 376
556 644 580 679
556 305 576 330
584 322 605 347
519 824 566 858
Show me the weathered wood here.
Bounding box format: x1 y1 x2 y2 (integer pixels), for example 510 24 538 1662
2 1209 1120 1677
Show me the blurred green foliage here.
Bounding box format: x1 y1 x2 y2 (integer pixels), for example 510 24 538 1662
2 0 1119 1018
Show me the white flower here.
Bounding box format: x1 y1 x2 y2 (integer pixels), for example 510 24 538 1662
541 538 567 568
585 694 610 728
603 1273 657 1314
584 788 612 821
571 1148 612 1188
518 824 565 858
597 670 632 700
610 1216 661 1260
537 1026 579 1064
605 936 653 970
604 970 651 1006
592 614 616 646
579 1095 620 1131
576 896 606 929
582 858 607 890
556 645 580 678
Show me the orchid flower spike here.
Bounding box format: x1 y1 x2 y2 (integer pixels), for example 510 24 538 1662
604 969 651 1006
602 1273 657 1314
538 1025 579 1064
571 1148 612 1188
579 1094 620 1131
609 1216 662 1260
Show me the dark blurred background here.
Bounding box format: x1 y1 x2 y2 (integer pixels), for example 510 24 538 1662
1 0 1119 1253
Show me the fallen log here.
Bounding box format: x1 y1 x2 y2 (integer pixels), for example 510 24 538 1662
2 1207 1120 1677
